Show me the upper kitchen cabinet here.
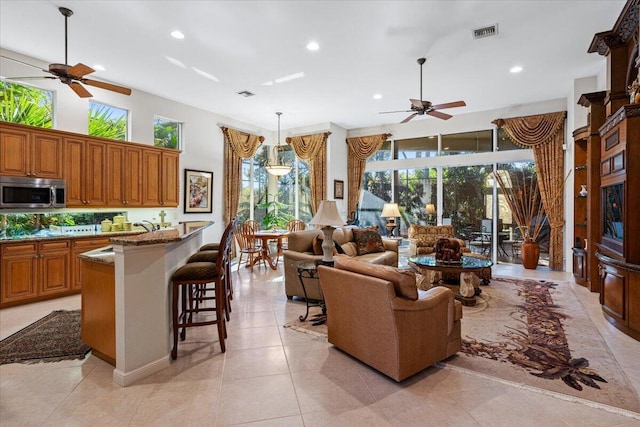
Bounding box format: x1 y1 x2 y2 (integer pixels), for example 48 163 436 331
64 137 107 207
142 149 179 207
0 123 63 179
106 144 143 207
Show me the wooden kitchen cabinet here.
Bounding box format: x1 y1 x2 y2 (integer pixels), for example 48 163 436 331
38 240 71 296
142 149 179 207
64 137 107 207
106 144 143 207
71 237 111 290
0 123 63 178
1 122 180 208
1 239 71 307
1 242 38 304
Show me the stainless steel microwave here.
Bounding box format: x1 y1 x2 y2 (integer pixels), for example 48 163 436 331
0 176 66 209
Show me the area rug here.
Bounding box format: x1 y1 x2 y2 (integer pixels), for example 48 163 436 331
284 277 640 414
445 276 640 414
0 310 91 365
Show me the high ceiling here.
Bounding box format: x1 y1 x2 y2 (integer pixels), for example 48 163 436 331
0 1 624 131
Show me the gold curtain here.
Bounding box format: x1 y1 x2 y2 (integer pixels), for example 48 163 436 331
286 132 331 214
492 111 566 270
220 127 264 225
345 134 391 216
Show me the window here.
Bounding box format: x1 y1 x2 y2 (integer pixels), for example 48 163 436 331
88 101 127 140
154 117 182 149
396 167 437 235
442 164 493 235
367 140 392 162
395 136 438 159
358 170 392 229
441 130 492 155
0 80 53 128
497 128 524 151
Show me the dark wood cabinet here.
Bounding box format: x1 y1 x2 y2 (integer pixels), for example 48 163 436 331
0 123 63 178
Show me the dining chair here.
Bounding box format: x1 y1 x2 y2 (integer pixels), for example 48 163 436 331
235 220 264 270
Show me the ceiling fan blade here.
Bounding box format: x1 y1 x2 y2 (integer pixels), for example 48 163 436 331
427 110 452 120
67 63 95 78
0 54 46 71
3 76 57 81
400 113 418 123
69 81 92 98
410 98 425 109
430 100 466 110
379 109 413 114
83 79 132 95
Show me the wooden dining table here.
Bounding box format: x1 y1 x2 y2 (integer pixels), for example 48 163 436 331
250 230 290 270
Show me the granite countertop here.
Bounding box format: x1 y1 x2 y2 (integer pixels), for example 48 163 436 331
0 230 143 243
109 221 214 246
77 245 115 265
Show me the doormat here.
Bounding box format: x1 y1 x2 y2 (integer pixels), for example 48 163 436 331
0 310 91 365
444 276 640 414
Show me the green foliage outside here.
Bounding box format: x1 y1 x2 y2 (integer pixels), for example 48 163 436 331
0 81 53 128
256 196 294 229
154 118 180 149
88 102 127 140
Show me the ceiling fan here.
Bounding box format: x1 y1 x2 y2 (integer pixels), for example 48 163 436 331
380 57 465 123
3 7 131 98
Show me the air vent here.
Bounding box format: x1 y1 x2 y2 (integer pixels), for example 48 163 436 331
237 90 255 97
472 24 498 39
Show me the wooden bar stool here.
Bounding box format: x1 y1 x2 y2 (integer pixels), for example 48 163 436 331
187 249 232 320
171 261 226 359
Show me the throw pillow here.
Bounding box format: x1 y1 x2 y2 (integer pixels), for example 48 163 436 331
312 234 338 255
333 240 345 254
334 255 418 300
352 228 385 256
312 234 323 255
341 242 358 257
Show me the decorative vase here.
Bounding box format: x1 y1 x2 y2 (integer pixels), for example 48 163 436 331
521 240 540 269
579 185 587 197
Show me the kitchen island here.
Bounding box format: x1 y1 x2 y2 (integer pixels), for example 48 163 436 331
79 221 214 386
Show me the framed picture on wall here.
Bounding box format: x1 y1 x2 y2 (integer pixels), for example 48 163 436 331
184 169 213 213
334 180 344 199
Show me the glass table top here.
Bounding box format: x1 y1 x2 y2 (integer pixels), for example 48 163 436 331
408 255 493 269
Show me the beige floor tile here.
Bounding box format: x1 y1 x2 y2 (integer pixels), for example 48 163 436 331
217 374 300 425
224 325 283 350
223 346 290 380
229 415 305 426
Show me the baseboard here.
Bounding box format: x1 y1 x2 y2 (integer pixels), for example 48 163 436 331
112 355 170 387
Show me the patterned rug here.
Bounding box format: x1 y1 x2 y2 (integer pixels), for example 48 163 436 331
284 277 640 414
0 310 91 365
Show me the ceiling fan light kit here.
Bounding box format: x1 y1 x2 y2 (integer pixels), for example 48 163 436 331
380 57 466 123
4 7 131 98
265 112 292 177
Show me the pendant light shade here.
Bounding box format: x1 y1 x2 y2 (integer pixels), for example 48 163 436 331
266 112 292 176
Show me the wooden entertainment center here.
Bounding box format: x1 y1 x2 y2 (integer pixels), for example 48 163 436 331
573 0 639 340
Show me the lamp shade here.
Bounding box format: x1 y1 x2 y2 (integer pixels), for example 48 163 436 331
425 203 436 215
309 200 345 226
381 203 401 218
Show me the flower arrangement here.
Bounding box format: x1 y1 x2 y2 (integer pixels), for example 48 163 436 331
494 170 545 243
628 78 640 104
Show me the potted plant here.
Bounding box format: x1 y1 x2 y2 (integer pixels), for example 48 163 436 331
494 169 545 269
256 196 293 231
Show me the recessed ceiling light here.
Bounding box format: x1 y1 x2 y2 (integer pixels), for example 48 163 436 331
373 94 382 100
164 55 186 69
260 81 274 86
192 67 219 82
510 65 523 73
93 64 105 71
306 41 319 51
274 72 305 83
171 30 185 39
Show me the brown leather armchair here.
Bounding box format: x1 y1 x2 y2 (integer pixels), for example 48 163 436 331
317 256 462 382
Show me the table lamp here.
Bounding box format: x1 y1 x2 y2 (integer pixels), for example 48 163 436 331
381 203 401 237
425 203 436 224
309 200 345 265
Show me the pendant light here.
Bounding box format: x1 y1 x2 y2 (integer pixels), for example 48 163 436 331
265 112 292 176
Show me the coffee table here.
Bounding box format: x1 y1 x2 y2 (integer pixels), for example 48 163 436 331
408 255 493 306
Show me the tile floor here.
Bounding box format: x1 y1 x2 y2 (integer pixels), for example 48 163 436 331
1 259 640 426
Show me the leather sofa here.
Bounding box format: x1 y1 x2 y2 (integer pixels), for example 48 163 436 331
408 224 470 257
317 255 462 382
283 227 398 300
